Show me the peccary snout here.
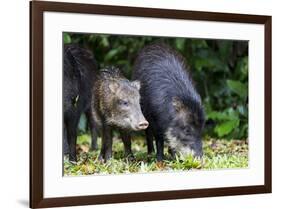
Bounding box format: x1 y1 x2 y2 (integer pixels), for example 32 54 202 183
136 120 149 130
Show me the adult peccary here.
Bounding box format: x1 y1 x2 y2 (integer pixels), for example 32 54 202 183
133 43 205 161
63 44 98 163
92 66 149 161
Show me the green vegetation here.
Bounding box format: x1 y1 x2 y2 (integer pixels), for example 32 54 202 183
64 135 248 175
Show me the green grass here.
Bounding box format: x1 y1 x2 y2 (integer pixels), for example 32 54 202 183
64 134 248 176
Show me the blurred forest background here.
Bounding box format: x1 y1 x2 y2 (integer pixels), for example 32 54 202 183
63 32 248 140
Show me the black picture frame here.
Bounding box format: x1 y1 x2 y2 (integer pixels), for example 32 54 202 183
30 1 272 208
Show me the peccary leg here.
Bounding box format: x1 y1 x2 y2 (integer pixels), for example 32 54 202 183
121 132 134 159
155 134 164 162
146 127 155 155
85 108 98 151
63 126 69 155
99 125 112 162
65 117 79 163
168 146 176 159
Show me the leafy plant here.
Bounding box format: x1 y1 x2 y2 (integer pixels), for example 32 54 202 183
227 80 247 99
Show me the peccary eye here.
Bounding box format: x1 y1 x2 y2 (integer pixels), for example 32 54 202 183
119 100 129 106
185 128 191 134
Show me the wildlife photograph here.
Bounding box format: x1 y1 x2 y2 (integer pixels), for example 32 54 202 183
63 32 248 176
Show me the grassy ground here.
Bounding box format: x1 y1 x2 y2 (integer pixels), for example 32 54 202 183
64 134 248 176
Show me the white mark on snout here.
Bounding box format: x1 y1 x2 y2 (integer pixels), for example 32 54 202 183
165 128 181 150
179 147 194 156
165 127 194 156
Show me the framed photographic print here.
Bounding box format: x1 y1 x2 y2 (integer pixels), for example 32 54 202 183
30 0 272 208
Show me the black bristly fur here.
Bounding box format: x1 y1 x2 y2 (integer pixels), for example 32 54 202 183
133 43 205 161
63 44 98 162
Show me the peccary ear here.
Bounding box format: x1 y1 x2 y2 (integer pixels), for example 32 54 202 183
172 97 185 113
131 80 141 90
109 82 120 93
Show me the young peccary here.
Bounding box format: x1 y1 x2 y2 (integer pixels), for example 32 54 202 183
63 44 98 163
92 66 149 161
133 43 205 161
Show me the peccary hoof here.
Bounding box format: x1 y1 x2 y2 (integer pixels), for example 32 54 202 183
69 160 77 165
98 153 112 163
98 154 105 162
69 155 77 164
156 154 165 162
